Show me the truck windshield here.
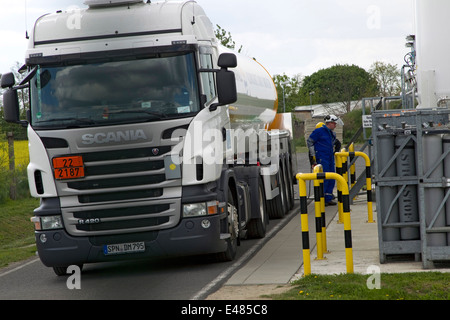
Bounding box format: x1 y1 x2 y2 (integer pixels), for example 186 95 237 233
30 52 200 128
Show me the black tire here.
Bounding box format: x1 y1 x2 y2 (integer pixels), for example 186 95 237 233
216 188 238 262
268 169 287 219
283 157 294 210
279 164 290 214
247 178 267 238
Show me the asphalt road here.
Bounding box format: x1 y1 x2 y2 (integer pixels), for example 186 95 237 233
0 208 298 300
0 152 309 301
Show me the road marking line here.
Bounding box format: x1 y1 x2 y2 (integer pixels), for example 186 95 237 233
0 258 39 278
190 209 298 300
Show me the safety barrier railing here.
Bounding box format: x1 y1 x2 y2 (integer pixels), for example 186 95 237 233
348 144 356 191
296 171 354 275
335 150 375 224
313 165 327 259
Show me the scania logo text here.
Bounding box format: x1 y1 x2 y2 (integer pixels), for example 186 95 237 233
81 129 147 145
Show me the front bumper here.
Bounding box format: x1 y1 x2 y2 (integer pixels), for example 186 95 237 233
35 213 227 267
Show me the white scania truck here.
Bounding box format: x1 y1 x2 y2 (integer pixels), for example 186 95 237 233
1 0 295 275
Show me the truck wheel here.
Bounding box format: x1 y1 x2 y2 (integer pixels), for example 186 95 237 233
216 188 238 262
279 163 289 215
283 158 294 210
268 168 287 219
247 178 267 238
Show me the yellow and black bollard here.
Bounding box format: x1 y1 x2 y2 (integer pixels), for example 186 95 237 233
335 151 375 223
313 165 325 260
297 172 354 275
319 170 328 254
348 143 356 192
297 176 311 276
334 154 344 224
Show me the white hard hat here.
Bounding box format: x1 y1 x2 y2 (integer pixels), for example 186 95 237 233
324 114 344 125
324 114 338 122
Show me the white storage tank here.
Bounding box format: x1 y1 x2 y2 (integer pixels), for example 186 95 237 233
415 0 450 108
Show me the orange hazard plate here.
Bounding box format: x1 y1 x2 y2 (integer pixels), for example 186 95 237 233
53 156 85 180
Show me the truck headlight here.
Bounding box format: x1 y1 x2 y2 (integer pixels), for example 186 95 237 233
183 201 218 218
31 216 63 230
183 203 207 217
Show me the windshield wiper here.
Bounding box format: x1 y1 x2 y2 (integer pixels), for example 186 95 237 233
109 109 169 119
36 117 95 124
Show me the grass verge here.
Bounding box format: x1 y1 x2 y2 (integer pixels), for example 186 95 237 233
266 272 450 300
0 197 39 269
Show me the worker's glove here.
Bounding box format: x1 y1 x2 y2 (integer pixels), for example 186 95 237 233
309 155 317 168
334 139 342 153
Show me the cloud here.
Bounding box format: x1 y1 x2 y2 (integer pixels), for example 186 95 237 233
0 0 414 79
229 29 409 78
199 0 413 77
0 30 28 72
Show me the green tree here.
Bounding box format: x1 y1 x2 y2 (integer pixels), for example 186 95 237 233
215 24 242 53
368 61 401 97
273 73 303 113
297 64 379 113
0 62 28 140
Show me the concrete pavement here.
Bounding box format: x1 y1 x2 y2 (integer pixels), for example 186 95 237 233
206 151 450 299
220 192 450 288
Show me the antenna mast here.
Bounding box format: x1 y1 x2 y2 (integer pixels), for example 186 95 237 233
25 0 29 39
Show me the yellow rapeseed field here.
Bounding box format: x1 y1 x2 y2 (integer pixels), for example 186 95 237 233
0 140 29 169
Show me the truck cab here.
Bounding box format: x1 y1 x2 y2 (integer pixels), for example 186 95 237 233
1 0 294 275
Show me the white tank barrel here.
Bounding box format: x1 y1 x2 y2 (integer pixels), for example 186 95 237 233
415 0 450 108
221 47 278 130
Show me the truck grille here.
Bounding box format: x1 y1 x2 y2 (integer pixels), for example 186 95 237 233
68 175 166 191
38 118 192 237
76 217 170 232
56 145 174 198
63 200 180 236
58 145 181 236
78 188 164 203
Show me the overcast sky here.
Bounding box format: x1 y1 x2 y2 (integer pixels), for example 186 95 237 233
0 0 415 77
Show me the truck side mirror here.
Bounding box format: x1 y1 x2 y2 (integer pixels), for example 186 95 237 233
218 53 237 68
216 68 237 107
1 73 22 124
209 53 238 112
3 89 21 123
1 72 16 88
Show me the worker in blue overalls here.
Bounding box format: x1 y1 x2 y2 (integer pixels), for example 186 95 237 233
307 114 343 206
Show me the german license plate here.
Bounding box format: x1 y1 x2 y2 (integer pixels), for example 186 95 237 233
103 242 145 255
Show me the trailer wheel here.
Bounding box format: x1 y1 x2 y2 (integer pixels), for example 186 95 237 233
216 188 238 262
268 167 288 219
279 161 290 214
247 178 267 238
283 157 294 210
